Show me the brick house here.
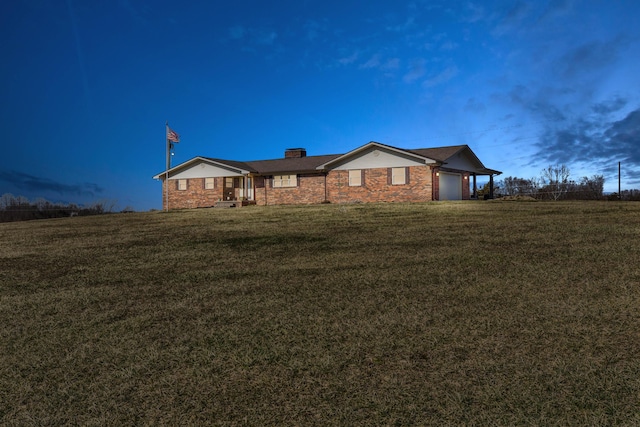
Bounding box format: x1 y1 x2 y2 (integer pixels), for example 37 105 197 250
153 141 501 209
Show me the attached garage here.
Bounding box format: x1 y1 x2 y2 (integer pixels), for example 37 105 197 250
439 172 462 200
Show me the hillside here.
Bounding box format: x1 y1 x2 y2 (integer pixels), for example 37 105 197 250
2 202 639 425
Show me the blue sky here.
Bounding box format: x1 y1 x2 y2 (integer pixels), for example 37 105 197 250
2 0 639 210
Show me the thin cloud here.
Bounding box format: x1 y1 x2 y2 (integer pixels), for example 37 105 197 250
591 96 628 116
337 51 359 66
117 0 151 26
504 85 567 122
256 30 277 45
460 2 486 23
535 104 640 174
0 170 104 197
491 1 533 36
538 0 574 24
229 25 246 40
66 0 91 109
227 25 278 47
386 17 416 33
464 97 486 113
382 58 400 71
559 36 629 78
403 59 426 83
440 41 459 50
504 1 531 24
304 19 329 42
360 54 382 69
423 65 458 87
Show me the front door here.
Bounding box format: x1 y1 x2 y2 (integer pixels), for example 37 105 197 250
223 177 235 200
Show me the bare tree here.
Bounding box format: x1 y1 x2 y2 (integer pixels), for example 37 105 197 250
500 176 540 198
541 164 571 200
0 193 16 210
575 175 605 200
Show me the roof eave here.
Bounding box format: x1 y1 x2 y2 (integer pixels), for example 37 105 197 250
152 157 252 180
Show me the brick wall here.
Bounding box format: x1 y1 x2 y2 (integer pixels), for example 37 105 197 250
327 165 433 203
162 165 471 209
254 174 326 206
163 177 224 209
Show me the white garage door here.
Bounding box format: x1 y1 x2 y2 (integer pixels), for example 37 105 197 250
440 172 462 200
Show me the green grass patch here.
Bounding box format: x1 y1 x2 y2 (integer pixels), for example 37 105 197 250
2 201 640 425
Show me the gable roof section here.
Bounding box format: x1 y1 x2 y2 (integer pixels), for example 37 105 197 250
409 145 501 175
316 141 438 170
408 145 467 162
152 156 254 180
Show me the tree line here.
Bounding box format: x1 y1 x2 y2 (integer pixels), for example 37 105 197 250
480 164 639 201
0 194 124 222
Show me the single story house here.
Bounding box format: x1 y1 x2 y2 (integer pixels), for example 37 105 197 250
153 141 501 209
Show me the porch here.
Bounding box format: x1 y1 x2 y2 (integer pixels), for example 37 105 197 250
213 199 254 208
220 176 255 204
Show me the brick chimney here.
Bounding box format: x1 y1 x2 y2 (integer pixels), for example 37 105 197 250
285 148 307 158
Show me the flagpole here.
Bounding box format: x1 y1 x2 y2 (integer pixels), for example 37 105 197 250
165 121 169 212
164 123 180 211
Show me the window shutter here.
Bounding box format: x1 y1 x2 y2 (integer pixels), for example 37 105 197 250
361 169 366 187
387 168 392 185
297 175 301 187
405 167 410 184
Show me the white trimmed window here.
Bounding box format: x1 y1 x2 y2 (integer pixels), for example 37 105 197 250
392 167 406 185
349 170 362 186
273 175 297 188
178 179 188 190
204 177 215 189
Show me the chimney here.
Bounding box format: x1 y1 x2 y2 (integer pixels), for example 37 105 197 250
285 148 307 158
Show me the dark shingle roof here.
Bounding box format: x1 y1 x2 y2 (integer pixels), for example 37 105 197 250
177 143 500 176
206 146 463 174
407 145 467 162
245 154 342 174
201 158 256 172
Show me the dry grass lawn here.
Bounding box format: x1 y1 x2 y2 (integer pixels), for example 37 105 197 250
1 201 640 425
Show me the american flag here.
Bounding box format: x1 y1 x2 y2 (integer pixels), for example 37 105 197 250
167 127 180 142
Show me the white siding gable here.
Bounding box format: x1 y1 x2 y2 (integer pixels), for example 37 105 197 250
171 161 245 179
331 147 429 171
442 150 480 171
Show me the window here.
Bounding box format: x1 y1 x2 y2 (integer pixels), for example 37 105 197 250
204 177 215 189
349 170 362 186
392 167 406 185
177 179 187 190
273 175 297 187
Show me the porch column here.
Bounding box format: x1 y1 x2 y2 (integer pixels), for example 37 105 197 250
472 174 477 199
489 174 494 199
